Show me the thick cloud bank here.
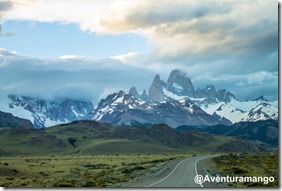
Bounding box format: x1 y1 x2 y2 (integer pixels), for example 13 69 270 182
0 1 278 102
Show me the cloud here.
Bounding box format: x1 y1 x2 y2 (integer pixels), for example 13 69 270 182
0 1 278 101
99 1 277 71
0 0 12 30
232 71 278 87
0 0 18 36
0 49 158 104
247 71 277 85
2 0 111 32
2 1 277 65
82 1 277 91
192 69 278 100
0 1 12 12
0 48 278 103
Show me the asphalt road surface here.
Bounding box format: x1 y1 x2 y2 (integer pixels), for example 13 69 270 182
146 155 214 187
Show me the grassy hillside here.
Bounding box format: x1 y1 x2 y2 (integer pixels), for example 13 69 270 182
0 120 238 156
0 120 276 188
0 111 33 128
0 127 66 156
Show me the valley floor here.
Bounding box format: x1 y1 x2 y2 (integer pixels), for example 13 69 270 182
0 153 193 187
201 152 279 187
0 152 278 188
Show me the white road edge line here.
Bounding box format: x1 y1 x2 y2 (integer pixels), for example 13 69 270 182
145 158 190 187
194 157 204 187
194 155 217 188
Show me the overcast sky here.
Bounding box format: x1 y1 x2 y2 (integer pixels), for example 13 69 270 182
0 0 278 104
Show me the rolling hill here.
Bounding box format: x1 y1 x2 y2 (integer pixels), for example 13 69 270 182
0 110 33 128
176 119 278 147
0 119 269 156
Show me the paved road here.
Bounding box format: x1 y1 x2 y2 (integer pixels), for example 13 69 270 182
146 155 214 187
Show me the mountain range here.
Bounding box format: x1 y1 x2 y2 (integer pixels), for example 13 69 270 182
0 95 93 128
0 69 278 128
90 69 277 127
126 69 278 123
91 90 231 127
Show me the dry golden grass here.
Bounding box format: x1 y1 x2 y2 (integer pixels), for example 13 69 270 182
209 152 278 187
0 153 193 187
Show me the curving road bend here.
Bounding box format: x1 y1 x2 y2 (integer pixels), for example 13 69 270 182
145 155 215 187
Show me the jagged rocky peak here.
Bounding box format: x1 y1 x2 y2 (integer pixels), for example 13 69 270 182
140 90 148 101
102 90 125 104
128 87 148 101
152 74 161 85
253 96 268 102
166 69 195 97
217 89 235 102
128 86 140 99
98 90 143 109
205 85 216 91
195 85 235 102
117 90 126 98
201 85 217 97
148 74 165 102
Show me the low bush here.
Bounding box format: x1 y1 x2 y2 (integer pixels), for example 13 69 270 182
56 182 75 187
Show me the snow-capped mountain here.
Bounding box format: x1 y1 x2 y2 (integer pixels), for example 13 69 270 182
0 95 94 128
242 102 278 122
92 90 231 127
0 69 277 128
128 69 278 124
200 96 278 123
129 69 235 104
93 91 146 122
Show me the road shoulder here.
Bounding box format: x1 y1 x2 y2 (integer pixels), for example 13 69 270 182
196 157 227 187
120 158 186 187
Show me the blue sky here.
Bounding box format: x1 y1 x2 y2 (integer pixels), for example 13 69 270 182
0 21 149 58
0 0 278 103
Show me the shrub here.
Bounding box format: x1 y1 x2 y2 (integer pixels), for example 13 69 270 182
133 166 145 170
84 163 108 169
231 167 248 174
95 181 107 187
12 169 19 174
83 181 96 187
121 168 133 173
56 182 75 187
39 171 49 176
6 176 14 180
